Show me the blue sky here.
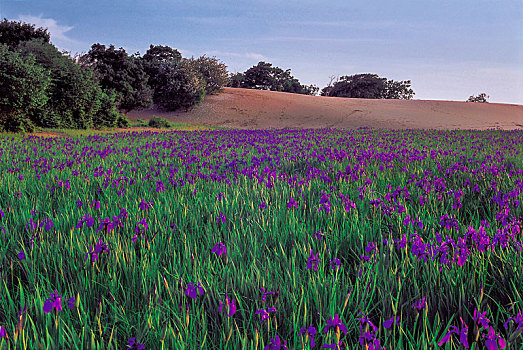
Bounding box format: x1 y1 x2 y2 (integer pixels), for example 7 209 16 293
2 0 522 104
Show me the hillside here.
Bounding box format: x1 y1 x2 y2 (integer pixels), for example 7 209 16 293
127 87 523 130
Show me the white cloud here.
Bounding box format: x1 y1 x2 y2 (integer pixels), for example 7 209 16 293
18 14 79 47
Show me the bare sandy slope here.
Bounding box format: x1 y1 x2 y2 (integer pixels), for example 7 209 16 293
127 87 523 130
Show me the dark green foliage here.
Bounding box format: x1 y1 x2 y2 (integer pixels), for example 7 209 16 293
82 44 153 112
186 55 229 95
228 72 245 88
230 61 317 95
148 115 170 128
0 45 50 132
153 61 206 111
0 18 50 49
91 90 123 128
17 39 103 129
467 93 489 103
142 44 182 63
321 74 414 99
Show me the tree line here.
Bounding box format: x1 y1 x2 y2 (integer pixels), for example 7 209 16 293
0 19 229 132
227 63 415 100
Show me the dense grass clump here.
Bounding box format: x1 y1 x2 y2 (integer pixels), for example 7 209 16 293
0 129 521 349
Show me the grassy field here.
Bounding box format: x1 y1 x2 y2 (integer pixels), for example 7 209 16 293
0 129 521 349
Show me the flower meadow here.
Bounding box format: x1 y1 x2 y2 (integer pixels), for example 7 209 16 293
0 128 522 349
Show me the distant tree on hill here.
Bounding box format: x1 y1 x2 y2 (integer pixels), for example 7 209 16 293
0 18 50 49
153 60 206 111
185 55 229 95
142 44 182 63
228 62 318 95
321 73 414 99
467 93 489 103
81 43 153 111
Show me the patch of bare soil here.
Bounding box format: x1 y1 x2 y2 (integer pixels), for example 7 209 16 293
126 88 523 130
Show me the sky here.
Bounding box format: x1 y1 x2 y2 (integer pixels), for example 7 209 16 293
1 0 522 104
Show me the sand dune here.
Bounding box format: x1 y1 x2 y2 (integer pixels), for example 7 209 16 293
127 87 523 130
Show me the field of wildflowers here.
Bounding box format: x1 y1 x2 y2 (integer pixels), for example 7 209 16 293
0 129 521 349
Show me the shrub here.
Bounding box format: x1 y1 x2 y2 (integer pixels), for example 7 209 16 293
467 93 489 103
18 39 103 129
153 61 206 111
186 55 229 95
148 116 170 128
0 44 50 132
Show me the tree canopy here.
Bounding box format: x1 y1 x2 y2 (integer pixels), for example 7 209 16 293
321 74 414 100
81 44 153 112
228 62 318 95
0 18 50 49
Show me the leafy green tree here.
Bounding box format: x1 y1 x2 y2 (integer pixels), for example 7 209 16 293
228 72 245 88
81 43 153 111
467 93 489 103
186 55 229 94
0 18 50 49
236 61 316 95
153 61 206 111
142 44 182 63
321 74 414 99
17 39 103 128
0 45 51 132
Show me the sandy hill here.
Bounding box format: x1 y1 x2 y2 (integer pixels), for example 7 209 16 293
127 87 523 130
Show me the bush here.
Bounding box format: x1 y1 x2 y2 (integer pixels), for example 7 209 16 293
153 61 206 111
467 93 489 103
148 116 170 128
0 44 50 132
186 55 229 95
18 39 104 129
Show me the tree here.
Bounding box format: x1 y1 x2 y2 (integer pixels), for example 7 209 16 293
0 45 51 132
321 73 414 99
0 18 50 49
153 60 206 111
142 44 182 63
17 39 103 128
228 72 245 88
467 93 489 103
186 55 229 94
233 61 316 95
81 43 153 111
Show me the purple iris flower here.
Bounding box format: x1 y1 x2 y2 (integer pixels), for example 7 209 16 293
473 308 490 329
299 325 317 348
324 314 348 335
76 199 83 208
138 199 153 211
329 258 341 270
0 326 6 338
67 296 76 309
18 250 26 260
394 234 407 250
313 230 325 240
264 335 288 350
259 202 267 210
127 337 146 350
211 242 227 256
40 217 54 232
437 318 469 348
412 297 426 311
217 211 226 224
255 307 277 321
504 311 523 331
383 316 400 329
43 290 62 314
287 197 298 209
307 250 321 271
185 282 204 299
484 326 506 350
218 295 236 317
91 200 101 210
260 287 275 302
